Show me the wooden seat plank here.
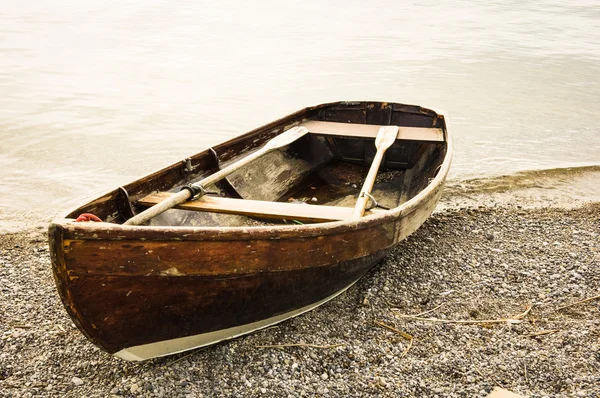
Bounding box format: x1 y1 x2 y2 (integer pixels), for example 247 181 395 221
137 192 383 223
300 120 444 142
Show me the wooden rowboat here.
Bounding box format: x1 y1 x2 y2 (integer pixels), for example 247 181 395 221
48 101 452 361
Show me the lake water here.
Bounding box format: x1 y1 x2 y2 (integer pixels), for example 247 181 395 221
1 0 599 226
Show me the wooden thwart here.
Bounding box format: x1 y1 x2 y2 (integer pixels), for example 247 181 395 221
300 120 444 142
138 192 384 223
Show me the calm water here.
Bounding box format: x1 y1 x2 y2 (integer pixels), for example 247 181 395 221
1 0 599 223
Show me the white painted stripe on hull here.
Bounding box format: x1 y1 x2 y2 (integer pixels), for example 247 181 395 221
114 277 361 361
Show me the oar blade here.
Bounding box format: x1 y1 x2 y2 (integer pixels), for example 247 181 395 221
374 126 399 150
264 126 309 150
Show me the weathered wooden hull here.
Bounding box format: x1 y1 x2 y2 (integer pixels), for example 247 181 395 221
48 101 452 360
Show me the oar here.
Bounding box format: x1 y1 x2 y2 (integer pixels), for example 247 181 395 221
351 126 399 219
124 126 309 226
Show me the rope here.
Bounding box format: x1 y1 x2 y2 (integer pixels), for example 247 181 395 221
75 213 102 222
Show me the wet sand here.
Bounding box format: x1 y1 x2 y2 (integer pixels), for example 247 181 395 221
0 191 599 397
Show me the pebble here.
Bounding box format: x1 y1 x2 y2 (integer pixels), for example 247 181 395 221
1 204 599 397
72 377 83 386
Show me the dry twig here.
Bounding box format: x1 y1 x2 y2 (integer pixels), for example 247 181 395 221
522 329 559 338
254 343 344 350
392 305 532 325
9 323 32 329
413 303 446 317
553 294 600 312
373 320 414 358
386 303 446 318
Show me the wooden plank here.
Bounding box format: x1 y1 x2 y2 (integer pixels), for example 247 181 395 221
137 192 383 223
300 120 444 142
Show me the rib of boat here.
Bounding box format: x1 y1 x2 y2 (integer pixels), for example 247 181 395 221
48 101 453 361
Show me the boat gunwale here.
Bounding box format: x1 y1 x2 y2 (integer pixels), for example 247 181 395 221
51 105 453 242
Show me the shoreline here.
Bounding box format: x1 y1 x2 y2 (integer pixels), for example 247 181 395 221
2 164 600 234
1 197 599 397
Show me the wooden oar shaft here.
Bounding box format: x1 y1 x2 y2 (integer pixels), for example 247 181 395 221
124 189 191 226
123 126 307 226
200 147 266 188
352 126 399 219
352 150 385 218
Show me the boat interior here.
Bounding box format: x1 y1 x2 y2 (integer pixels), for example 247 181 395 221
65 102 448 227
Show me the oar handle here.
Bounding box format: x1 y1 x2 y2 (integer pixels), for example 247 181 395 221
123 189 191 225
123 148 269 226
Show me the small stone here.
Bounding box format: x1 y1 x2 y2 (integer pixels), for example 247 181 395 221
377 377 386 387
130 383 139 393
72 377 84 386
321 372 328 380
260 388 267 394
486 233 494 241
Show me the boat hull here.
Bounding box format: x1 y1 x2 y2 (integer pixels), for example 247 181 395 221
49 183 442 359
48 101 452 360
114 254 382 361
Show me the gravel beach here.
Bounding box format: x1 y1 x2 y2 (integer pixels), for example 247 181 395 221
1 195 599 397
